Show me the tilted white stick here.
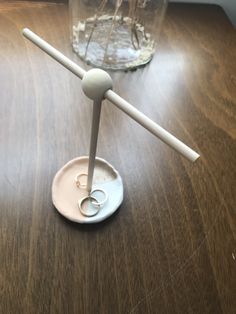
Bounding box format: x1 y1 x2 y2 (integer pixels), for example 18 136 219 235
22 28 200 162
23 28 85 79
105 90 200 162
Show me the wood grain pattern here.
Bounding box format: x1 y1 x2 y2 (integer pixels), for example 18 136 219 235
0 2 235 313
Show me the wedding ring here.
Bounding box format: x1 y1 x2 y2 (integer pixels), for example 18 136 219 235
78 188 108 217
78 195 100 217
90 188 108 208
75 173 88 189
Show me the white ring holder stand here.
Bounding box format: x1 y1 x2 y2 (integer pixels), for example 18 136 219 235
22 28 200 224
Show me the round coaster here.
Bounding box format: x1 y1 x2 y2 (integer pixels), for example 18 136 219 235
52 156 123 224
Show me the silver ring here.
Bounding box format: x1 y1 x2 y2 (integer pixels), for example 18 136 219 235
78 195 100 217
75 173 88 189
90 188 108 208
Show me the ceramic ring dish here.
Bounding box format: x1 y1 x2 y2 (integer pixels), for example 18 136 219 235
52 157 123 223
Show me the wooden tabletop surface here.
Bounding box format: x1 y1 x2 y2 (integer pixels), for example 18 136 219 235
0 2 235 313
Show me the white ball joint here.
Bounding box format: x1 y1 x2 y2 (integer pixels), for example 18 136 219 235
81 68 113 101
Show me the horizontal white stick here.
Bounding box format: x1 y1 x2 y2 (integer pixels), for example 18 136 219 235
22 28 85 79
22 28 200 162
105 90 200 162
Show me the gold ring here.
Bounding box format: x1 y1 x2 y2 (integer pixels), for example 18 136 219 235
75 173 88 189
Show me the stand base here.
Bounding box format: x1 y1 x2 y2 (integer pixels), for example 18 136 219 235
52 156 123 223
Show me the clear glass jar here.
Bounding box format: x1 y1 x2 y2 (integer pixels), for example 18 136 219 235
69 0 168 71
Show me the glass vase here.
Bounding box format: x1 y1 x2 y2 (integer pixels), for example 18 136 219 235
69 0 168 71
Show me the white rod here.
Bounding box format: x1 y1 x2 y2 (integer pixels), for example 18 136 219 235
22 28 200 163
86 99 102 193
22 28 86 79
105 90 200 162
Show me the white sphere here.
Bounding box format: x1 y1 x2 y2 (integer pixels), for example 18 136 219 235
81 68 113 101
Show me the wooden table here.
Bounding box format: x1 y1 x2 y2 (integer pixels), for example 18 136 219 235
0 2 235 313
